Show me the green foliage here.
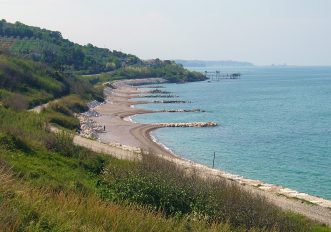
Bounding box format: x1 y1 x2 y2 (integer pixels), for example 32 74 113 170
0 106 48 149
0 52 104 110
42 95 90 129
0 106 105 193
2 93 28 110
51 95 88 114
46 111 80 129
1 19 206 81
0 132 30 152
0 19 141 74
0 53 70 107
111 60 206 83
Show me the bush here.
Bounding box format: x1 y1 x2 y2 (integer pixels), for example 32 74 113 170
0 106 47 149
0 132 31 153
47 112 80 129
2 93 28 111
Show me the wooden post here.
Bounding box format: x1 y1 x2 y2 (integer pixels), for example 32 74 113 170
212 152 216 168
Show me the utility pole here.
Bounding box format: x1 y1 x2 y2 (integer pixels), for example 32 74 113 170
212 152 216 168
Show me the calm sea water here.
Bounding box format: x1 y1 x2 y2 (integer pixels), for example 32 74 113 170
133 66 331 200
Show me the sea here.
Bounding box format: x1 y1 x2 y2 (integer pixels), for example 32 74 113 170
132 66 331 200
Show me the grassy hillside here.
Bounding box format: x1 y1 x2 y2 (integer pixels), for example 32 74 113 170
0 106 329 232
0 52 104 109
0 52 69 107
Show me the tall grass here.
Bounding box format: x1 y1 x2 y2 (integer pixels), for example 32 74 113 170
42 95 88 129
0 156 257 232
0 53 69 107
100 154 328 232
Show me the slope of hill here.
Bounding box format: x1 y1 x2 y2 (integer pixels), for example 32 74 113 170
0 19 205 82
0 19 140 74
0 52 69 106
0 52 104 109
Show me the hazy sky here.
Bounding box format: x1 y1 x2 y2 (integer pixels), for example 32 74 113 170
1 0 330 65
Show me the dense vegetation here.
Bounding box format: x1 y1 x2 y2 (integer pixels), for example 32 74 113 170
0 19 205 82
0 52 68 107
111 59 206 82
0 52 103 109
0 19 140 74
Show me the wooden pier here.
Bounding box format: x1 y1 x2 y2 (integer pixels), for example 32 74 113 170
205 71 241 81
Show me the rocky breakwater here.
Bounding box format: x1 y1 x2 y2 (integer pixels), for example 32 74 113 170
138 94 179 98
76 100 104 139
153 100 191 104
111 78 167 89
140 86 165 89
157 122 218 128
158 109 206 113
76 114 104 139
148 89 171 94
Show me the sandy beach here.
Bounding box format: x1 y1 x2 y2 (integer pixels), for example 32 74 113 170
86 79 331 226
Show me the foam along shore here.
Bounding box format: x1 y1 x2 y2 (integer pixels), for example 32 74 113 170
81 78 331 226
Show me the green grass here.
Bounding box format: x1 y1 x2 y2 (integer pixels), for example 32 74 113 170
0 106 330 231
0 166 242 232
0 53 70 107
41 95 89 129
0 52 105 111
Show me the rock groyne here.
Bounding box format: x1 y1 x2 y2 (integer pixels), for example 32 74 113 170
158 109 205 113
140 86 165 89
111 78 167 89
148 89 171 94
153 100 191 104
156 122 218 128
138 95 179 98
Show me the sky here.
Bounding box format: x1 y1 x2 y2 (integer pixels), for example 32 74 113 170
0 0 330 66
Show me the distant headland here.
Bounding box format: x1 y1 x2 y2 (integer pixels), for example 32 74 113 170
175 59 254 67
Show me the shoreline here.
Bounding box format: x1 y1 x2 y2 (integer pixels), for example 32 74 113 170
149 131 178 157
88 78 331 225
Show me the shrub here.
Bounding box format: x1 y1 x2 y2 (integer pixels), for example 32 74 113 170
2 93 28 110
47 111 80 129
51 131 76 157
